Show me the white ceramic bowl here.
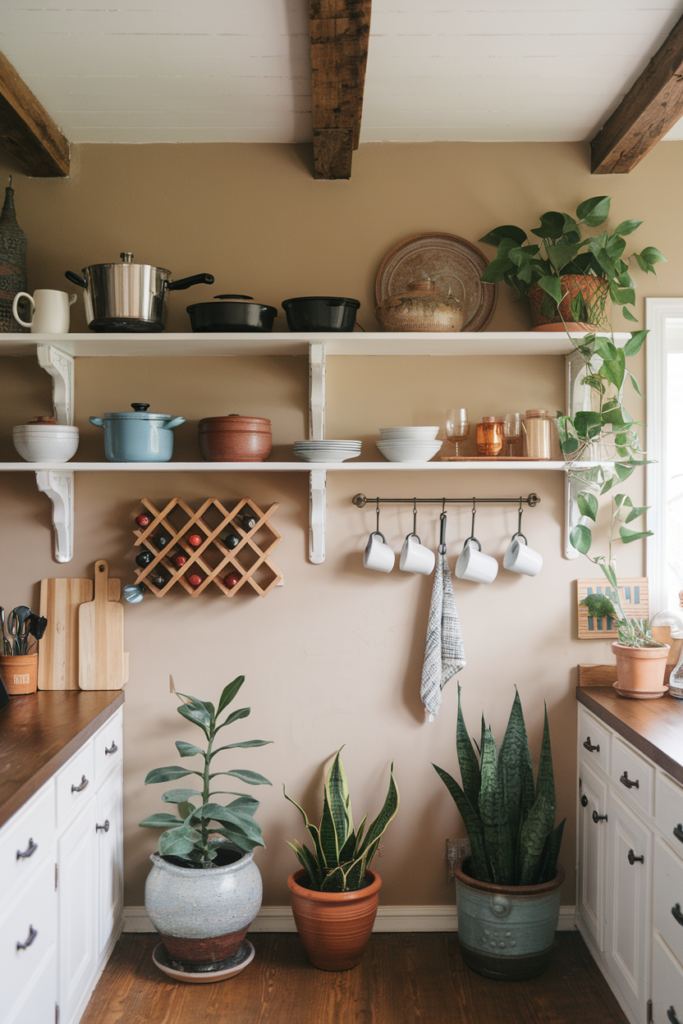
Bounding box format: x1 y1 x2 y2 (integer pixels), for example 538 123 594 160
13 424 79 463
294 449 360 463
379 426 440 440
376 440 442 463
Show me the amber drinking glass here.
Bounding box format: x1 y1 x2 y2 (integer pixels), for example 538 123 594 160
446 408 470 456
476 416 504 456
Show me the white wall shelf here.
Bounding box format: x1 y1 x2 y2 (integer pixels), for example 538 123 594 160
0 331 611 563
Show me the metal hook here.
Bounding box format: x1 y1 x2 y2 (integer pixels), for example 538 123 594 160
376 499 381 535
511 498 527 544
466 497 481 550
439 509 447 553
412 499 418 537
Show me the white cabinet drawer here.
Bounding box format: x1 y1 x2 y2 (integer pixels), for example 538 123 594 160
56 743 95 827
652 932 683 1024
4 943 56 1024
610 735 655 819
655 838 683 967
0 780 55 891
657 771 683 859
0 857 57 1020
578 707 611 776
93 708 123 784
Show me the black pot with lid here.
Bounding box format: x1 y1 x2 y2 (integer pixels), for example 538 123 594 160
186 294 278 333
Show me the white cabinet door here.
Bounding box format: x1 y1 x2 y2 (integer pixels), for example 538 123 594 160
5 944 57 1024
578 761 609 951
58 799 97 1024
606 792 653 1022
95 768 123 960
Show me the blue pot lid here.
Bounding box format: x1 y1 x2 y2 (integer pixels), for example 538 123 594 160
101 404 174 421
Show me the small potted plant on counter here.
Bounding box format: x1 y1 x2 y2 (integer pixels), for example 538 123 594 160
478 196 664 331
433 686 565 981
139 675 272 978
284 749 399 971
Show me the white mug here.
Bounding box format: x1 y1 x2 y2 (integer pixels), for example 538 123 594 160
455 538 499 584
13 289 77 334
363 531 395 573
399 533 435 576
503 534 543 577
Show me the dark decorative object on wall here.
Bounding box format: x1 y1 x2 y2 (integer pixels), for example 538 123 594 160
0 177 28 332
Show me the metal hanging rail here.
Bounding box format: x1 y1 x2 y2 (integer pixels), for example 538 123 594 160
352 492 541 508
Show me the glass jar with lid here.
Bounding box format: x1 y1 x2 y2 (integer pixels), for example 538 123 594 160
522 409 552 460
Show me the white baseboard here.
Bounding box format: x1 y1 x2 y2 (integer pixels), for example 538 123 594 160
124 904 576 934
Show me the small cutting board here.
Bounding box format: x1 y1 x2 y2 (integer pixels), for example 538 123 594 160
78 560 125 690
38 575 121 690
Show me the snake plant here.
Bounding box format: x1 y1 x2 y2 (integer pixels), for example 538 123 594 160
434 686 564 887
284 749 399 892
139 676 272 868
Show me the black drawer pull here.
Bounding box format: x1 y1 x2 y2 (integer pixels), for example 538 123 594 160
104 741 118 755
675 824 683 844
583 737 600 752
95 819 110 833
620 771 639 789
592 810 608 823
627 848 644 865
581 795 588 807
71 775 88 793
668 1008 680 1024
16 838 37 860
672 903 683 926
16 925 37 951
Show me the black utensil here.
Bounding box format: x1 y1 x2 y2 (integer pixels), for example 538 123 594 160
28 613 48 641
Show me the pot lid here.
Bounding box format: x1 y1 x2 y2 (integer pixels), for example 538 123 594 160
186 295 276 312
199 413 271 427
83 253 172 275
101 403 175 421
27 416 57 425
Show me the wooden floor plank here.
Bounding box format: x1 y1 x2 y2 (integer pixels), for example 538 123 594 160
81 932 629 1024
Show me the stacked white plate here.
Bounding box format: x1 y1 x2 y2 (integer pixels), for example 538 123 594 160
293 440 361 463
376 426 442 463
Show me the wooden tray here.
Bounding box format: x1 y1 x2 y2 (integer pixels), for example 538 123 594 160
440 456 542 461
133 496 282 599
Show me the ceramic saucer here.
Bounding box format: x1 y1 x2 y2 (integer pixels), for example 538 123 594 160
612 681 667 700
152 939 255 984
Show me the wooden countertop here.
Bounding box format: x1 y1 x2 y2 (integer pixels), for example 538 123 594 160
577 686 683 785
0 690 124 829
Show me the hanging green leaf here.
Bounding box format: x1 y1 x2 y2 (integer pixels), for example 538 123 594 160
576 492 598 521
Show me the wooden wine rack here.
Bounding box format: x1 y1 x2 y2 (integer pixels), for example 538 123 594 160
132 496 282 598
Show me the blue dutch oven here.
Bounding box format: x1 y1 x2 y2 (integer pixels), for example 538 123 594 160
90 403 185 462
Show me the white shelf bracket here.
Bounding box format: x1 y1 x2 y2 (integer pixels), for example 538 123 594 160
36 345 75 425
309 469 326 564
309 341 326 441
564 470 582 560
35 469 74 562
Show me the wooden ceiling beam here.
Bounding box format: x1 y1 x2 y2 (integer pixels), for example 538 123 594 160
310 0 371 180
0 51 69 177
591 14 683 175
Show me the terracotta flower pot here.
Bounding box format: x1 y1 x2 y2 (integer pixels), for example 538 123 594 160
0 653 38 694
453 858 565 981
612 641 670 699
198 414 272 462
287 869 381 971
528 275 609 332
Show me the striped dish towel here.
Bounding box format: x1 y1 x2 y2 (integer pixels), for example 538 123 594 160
420 548 466 720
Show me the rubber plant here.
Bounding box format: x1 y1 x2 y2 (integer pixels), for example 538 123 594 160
433 686 564 886
284 749 399 892
139 676 272 867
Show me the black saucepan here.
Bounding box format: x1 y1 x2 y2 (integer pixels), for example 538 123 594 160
186 295 277 333
281 296 360 332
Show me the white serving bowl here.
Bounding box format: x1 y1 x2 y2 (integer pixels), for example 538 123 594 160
376 440 442 463
379 426 440 440
13 424 80 463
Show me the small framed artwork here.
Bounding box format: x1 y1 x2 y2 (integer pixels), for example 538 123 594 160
576 577 649 640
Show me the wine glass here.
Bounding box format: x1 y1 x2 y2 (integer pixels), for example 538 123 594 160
504 413 522 457
446 408 470 456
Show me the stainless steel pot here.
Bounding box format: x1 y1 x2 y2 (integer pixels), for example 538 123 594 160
66 253 214 332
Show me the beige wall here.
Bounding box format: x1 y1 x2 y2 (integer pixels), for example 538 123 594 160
0 139 680 908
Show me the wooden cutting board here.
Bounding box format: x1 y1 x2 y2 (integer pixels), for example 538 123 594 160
78 560 125 690
38 575 121 690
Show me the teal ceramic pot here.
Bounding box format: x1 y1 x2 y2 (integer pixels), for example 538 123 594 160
145 849 262 966
90 403 185 462
454 858 564 980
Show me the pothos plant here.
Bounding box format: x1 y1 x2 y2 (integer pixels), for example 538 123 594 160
139 676 272 867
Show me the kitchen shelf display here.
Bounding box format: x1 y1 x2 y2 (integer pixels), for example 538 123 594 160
133 496 283 598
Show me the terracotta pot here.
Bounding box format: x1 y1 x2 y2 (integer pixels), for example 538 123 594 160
198 414 272 462
528 275 609 332
375 280 464 333
453 858 565 981
287 868 381 970
612 641 670 698
0 653 38 694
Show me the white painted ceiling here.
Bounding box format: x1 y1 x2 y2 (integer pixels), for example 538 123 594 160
2 0 683 145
